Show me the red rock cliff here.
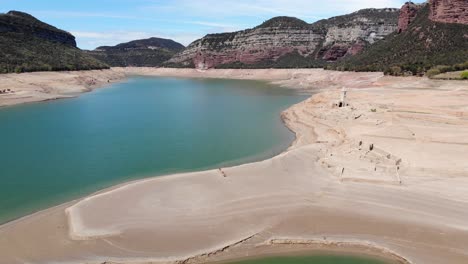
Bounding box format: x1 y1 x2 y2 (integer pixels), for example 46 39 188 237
398 2 422 32
429 0 468 24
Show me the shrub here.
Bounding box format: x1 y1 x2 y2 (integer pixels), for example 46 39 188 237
454 61 468 71
434 65 452 73
426 68 441 78
461 71 468 80
389 66 402 76
14 66 23 73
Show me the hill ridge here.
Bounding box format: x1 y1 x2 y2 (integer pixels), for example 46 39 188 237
86 37 185 67
0 11 107 73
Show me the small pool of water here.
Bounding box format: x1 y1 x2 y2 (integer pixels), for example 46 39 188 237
223 254 392 264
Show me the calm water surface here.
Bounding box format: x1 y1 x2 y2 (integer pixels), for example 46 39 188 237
0 77 307 223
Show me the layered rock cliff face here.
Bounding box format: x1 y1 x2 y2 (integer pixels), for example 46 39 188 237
398 2 422 32
87 37 184 67
0 11 76 46
168 9 399 69
316 8 399 61
429 0 468 24
168 17 324 69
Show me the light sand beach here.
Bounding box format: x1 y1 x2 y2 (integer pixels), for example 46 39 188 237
1 68 468 264
0 69 126 107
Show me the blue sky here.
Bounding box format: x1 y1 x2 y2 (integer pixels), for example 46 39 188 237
0 0 426 50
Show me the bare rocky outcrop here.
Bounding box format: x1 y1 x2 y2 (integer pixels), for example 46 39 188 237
398 2 423 32
169 17 324 69
168 9 399 69
429 0 468 24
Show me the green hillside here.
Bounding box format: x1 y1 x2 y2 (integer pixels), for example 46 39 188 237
86 37 185 67
0 11 108 73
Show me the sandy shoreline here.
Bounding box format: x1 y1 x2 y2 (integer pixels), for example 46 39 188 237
1 68 468 264
0 69 128 107
0 67 386 107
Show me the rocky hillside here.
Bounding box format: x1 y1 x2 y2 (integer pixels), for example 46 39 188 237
314 8 399 62
166 16 324 69
86 37 185 67
167 9 399 69
327 1 468 75
0 11 108 73
429 0 468 24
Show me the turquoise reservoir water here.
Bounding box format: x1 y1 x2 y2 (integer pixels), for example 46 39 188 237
224 255 391 264
0 77 307 224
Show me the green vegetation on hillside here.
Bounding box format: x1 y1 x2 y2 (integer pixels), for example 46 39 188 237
87 37 185 67
98 37 184 51
326 5 468 76
0 11 76 46
86 49 176 67
216 51 325 69
256 16 311 29
0 11 108 73
0 32 108 73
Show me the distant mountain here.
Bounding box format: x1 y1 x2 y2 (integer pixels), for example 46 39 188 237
166 8 400 69
0 11 108 73
3 2 466 75
86 37 185 67
327 1 468 75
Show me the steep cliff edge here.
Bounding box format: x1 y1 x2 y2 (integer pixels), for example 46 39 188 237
398 2 423 32
167 9 399 69
328 2 468 75
86 37 184 67
0 11 108 73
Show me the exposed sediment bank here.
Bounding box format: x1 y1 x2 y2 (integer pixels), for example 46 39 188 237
0 67 387 107
0 69 127 107
1 68 468 264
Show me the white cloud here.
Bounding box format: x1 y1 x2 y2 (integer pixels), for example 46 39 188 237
66 0 421 49
145 0 406 20
183 20 241 30
32 10 143 20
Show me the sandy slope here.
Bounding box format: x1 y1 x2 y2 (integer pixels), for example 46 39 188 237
0 70 126 107
0 68 468 264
